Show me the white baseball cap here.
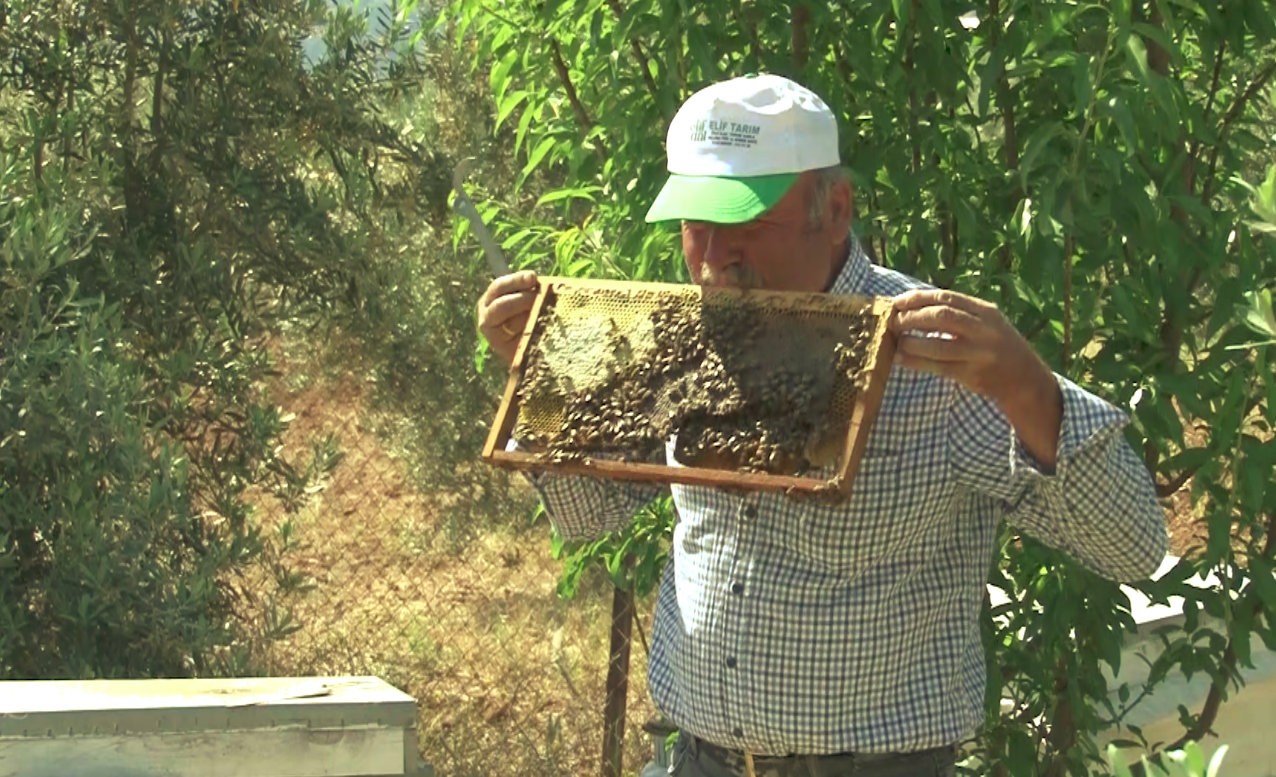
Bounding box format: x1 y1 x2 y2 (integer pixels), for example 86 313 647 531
644 73 840 224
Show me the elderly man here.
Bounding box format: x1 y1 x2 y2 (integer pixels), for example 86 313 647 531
476 74 1167 777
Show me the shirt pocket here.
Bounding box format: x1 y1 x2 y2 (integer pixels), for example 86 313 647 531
789 445 942 576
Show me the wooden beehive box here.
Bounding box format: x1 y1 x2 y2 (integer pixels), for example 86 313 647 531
482 277 896 497
0 676 420 777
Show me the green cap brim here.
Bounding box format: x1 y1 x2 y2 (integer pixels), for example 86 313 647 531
644 173 799 224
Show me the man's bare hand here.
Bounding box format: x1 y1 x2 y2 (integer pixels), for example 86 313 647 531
889 289 1040 399
477 270 540 366
890 288 1062 465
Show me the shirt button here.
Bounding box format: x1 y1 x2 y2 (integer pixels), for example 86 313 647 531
733 727 744 738
742 504 758 519
730 582 744 595
726 657 737 669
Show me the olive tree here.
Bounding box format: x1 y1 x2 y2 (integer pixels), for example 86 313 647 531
0 0 482 677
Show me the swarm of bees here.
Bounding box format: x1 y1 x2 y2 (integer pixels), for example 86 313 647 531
513 287 882 477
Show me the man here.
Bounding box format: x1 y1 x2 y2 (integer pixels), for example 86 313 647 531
476 74 1167 777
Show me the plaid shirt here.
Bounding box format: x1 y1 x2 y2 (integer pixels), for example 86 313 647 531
532 241 1168 755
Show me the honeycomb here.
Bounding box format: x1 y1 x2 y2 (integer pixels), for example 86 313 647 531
483 278 895 496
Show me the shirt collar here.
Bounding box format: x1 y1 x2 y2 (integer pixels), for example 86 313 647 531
826 236 871 295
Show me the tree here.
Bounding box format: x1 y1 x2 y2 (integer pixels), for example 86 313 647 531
0 0 499 677
441 0 1276 772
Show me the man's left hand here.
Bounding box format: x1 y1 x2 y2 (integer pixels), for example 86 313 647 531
889 289 1042 400
889 288 1063 466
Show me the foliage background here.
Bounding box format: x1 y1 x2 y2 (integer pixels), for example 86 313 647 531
2 0 1274 775
444 0 1276 774
0 0 527 676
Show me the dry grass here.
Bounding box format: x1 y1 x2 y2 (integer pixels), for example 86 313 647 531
1158 411 1271 561
1163 416 1211 558
248 366 660 777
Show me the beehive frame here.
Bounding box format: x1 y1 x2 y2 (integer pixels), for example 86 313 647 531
482 277 896 497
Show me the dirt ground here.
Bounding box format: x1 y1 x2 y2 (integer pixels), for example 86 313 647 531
250 366 659 777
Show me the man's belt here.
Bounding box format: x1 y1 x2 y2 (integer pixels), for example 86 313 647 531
689 734 956 777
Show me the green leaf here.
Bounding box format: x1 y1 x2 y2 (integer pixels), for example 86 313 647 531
1205 745 1230 777
1124 34 1151 83
1242 289 1276 338
1182 740 1206 776
1018 122 1064 182
1106 95 1140 150
1112 0 1133 31
1107 744 1136 777
612 2 644 46
1071 56 1093 120
514 98 537 157
535 186 599 207
495 89 531 131
1250 558 1276 614
1007 728 1037 769
1131 22 1180 67
1243 164 1276 226
891 0 910 28
489 47 522 101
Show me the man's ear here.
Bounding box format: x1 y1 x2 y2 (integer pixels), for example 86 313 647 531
828 178 854 234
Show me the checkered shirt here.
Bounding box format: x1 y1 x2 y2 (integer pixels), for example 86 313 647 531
531 241 1169 755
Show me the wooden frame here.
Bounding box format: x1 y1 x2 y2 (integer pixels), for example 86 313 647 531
481 277 896 498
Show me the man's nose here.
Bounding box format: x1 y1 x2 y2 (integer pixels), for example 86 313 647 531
701 224 743 270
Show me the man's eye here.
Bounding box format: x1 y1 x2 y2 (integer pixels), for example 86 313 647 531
681 220 772 238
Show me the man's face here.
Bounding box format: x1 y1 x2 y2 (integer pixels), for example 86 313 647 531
680 172 851 292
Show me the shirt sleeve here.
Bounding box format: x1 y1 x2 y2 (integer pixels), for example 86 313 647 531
528 470 666 540
948 375 1169 582
505 429 666 538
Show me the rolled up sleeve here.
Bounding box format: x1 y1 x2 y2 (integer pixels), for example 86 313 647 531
951 375 1169 582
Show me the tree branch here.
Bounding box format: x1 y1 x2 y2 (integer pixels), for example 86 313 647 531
601 577 635 777
989 0 1019 300
941 201 958 287
738 3 763 67
791 2 810 71
548 38 609 159
1134 0 1192 376
150 31 168 142
604 0 660 106
1144 509 1276 766
902 43 920 174
1043 658 1078 777
1185 42 1226 199
1143 2 1171 76
898 1 924 271
1165 642 1231 748
834 40 853 85
1156 465 1199 498
1062 234 1074 373
1202 60 1276 203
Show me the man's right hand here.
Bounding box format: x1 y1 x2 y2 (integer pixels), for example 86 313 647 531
477 270 540 365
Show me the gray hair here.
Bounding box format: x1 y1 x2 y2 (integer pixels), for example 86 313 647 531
806 165 849 230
